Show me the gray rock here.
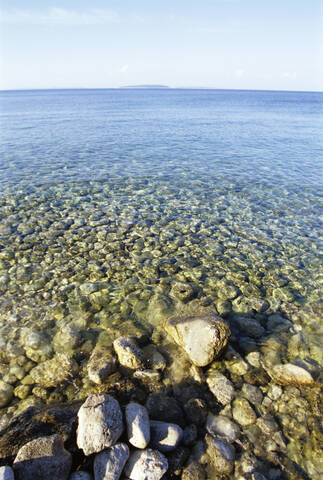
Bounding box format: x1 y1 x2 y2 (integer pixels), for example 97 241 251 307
87 345 117 384
181 461 206 480
205 434 235 476
29 353 78 387
241 383 263 406
232 397 257 426
126 403 150 449
70 473 92 480
206 413 240 442
94 443 129 480
113 337 145 370
142 345 166 371
268 363 315 386
0 381 13 408
150 420 183 452
13 434 72 480
164 313 230 366
124 449 168 480
206 370 234 405
0 466 14 480
77 394 123 456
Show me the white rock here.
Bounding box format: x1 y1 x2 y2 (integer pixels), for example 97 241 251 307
13 434 72 480
77 394 123 456
124 449 168 480
0 466 14 480
113 337 145 369
206 413 240 442
269 363 315 386
94 443 129 480
206 370 235 405
126 403 150 449
164 314 230 367
150 420 183 452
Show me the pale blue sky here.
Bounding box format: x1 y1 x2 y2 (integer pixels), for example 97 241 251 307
0 0 322 91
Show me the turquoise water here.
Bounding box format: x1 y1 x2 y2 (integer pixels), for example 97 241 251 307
0 89 322 477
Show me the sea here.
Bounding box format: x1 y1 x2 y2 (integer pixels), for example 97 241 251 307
0 88 322 477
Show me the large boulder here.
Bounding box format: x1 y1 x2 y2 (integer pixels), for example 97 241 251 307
77 394 123 456
13 434 72 480
164 313 230 366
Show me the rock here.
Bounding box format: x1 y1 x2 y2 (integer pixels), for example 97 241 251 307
125 402 150 449
146 393 185 427
241 383 263 406
113 337 145 370
164 313 230 366
13 434 72 480
54 324 80 351
0 466 14 480
205 434 235 476
133 369 160 384
0 381 13 408
256 415 279 435
94 443 129 480
87 345 117 384
181 461 206 480
206 413 240 442
206 370 235 405
150 420 183 452
232 397 257 426
124 449 168 480
0 402 80 463
29 353 78 387
77 394 123 456
70 473 92 480
268 363 315 386
142 345 166 371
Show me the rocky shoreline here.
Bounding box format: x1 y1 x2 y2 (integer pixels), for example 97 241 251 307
0 313 321 479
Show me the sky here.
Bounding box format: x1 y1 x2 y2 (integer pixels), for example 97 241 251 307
0 0 322 91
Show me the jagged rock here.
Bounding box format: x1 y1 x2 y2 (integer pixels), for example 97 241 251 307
94 443 129 480
87 345 117 384
113 337 145 370
164 313 230 367
124 449 168 480
268 363 315 386
77 394 123 456
29 353 78 387
125 402 150 449
13 434 72 480
206 370 235 405
150 420 183 452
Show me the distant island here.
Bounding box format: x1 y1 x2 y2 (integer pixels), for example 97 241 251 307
120 84 170 89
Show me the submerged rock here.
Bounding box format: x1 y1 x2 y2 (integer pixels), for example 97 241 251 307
164 313 230 366
0 381 13 408
29 353 78 387
232 397 257 426
206 370 235 405
124 449 168 480
113 337 145 370
205 434 235 476
206 413 240 443
13 434 72 480
94 443 129 480
77 394 123 456
87 345 117 384
268 363 315 386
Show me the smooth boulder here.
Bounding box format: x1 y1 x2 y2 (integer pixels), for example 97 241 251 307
268 363 315 386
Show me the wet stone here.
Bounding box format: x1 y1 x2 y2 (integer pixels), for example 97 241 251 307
124 449 168 480
0 381 13 408
113 337 145 370
93 443 129 480
206 370 235 405
184 398 208 426
181 461 206 480
29 353 78 388
268 363 315 386
150 420 183 452
206 412 240 443
232 397 257 426
205 434 235 476
241 383 264 406
87 345 117 385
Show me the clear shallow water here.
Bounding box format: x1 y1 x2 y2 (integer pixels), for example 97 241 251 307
0 89 322 477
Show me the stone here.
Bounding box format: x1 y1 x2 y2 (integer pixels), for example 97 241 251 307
94 443 129 480
0 466 14 480
29 353 78 387
0 381 13 408
164 313 230 366
205 434 235 476
146 393 185 427
142 345 166 371
77 394 123 456
241 383 263 406
87 345 117 384
70 473 92 480
150 420 183 452
13 434 72 480
206 413 240 442
125 402 150 449
206 370 235 405
268 363 315 386
113 337 145 370
232 397 257 426
181 462 206 480
124 449 168 480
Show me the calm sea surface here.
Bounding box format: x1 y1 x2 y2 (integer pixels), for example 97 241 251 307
0 89 322 477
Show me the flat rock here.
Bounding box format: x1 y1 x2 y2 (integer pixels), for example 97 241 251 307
150 420 183 452
29 353 78 387
205 434 235 476
13 434 72 480
87 345 117 384
164 313 230 366
0 381 13 408
0 466 14 480
206 413 240 443
206 370 235 405
94 443 129 480
113 337 145 370
124 449 168 480
268 363 315 386
125 403 150 449
77 394 123 456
